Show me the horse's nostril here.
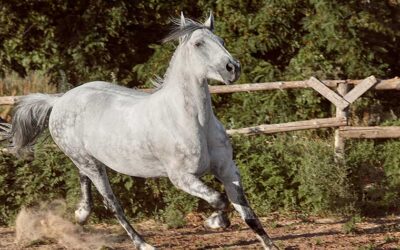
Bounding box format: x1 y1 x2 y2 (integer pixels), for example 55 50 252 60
226 63 234 72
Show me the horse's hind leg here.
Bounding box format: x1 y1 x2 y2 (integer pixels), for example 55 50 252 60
74 159 154 250
75 171 93 225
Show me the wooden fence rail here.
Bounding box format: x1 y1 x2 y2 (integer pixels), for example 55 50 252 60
340 126 400 139
1 76 400 159
1 77 400 106
227 117 347 135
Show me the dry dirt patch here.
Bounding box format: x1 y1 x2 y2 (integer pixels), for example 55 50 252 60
1 214 400 249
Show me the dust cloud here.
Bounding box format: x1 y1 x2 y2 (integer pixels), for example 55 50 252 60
15 200 109 249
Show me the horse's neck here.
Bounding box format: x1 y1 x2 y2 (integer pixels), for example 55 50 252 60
164 76 213 127
162 50 213 126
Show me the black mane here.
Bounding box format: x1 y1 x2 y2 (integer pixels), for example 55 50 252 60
162 18 210 43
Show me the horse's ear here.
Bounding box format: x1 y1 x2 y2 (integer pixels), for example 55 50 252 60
179 12 187 44
204 11 214 31
180 12 186 28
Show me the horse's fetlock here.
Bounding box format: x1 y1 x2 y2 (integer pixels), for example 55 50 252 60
205 211 230 229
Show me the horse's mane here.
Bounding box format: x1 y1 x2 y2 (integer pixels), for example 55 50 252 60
162 18 210 43
152 17 211 90
149 75 163 89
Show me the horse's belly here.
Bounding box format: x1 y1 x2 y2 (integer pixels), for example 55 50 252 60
106 158 168 178
87 138 208 178
91 149 168 178
83 132 168 178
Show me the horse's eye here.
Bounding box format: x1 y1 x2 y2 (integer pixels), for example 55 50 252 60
194 41 203 47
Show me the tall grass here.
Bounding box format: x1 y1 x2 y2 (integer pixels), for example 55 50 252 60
0 71 56 96
0 71 57 121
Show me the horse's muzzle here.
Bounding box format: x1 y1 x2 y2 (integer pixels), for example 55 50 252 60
226 60 241 84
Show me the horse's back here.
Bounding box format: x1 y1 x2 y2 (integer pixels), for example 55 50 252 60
51 81 139 128
67 81 150 106
79 81 150 98
52 81 150 115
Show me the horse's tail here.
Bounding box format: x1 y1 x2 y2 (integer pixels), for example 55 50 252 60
0 94 60 155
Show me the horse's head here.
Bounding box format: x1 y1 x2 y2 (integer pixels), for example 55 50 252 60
164 12 241 85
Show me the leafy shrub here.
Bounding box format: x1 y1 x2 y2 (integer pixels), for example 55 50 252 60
232 133 355 215
297 138 355 214
0 142 79 225
2 1 400 226
161 206 186 229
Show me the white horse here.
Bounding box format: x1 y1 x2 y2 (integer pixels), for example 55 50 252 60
1 13 277 250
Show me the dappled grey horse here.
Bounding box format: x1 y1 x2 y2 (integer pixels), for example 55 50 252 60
1 13 277 250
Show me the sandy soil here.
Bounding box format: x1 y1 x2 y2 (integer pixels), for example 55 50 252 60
1 213 400 249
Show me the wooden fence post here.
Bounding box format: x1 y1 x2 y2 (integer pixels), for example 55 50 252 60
334 83 349 162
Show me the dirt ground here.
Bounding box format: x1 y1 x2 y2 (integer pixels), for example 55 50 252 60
1 213 400 250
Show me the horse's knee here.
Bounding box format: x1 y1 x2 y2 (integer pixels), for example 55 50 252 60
205 211 230 229
209 192 229 210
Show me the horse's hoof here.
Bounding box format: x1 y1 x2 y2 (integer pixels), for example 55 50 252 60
269 243 280 250
74 206 91 225
139 243 156 250
204 212 230 229
257 235 279 250
265 240 280 250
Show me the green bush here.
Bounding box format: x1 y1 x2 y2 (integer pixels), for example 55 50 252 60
232 133 355 215
3 130 400 225
0 142 79 224
2 1 400 226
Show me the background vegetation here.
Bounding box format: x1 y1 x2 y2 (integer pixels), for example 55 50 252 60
1 0 400 226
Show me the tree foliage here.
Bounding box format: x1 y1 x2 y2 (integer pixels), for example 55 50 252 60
134 0 400 84
2 1 400 224
0 0 209 85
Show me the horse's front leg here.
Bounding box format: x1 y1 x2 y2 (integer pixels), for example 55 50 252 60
212 161 278 250
203 188 231 229
168 171 229 211
167 169 230 228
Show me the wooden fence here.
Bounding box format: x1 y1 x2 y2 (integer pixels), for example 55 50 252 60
1 76 400 159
